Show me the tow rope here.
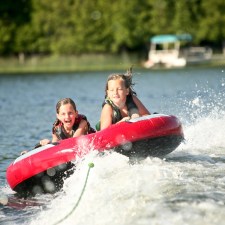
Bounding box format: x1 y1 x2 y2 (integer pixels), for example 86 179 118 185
53 162 94 225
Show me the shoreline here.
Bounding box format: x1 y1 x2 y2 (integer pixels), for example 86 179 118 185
0 53 224 75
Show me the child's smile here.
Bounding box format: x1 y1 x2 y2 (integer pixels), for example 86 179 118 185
57 104 77 131
107 79 129 108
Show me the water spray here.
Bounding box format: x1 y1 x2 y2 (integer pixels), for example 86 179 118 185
53 162 94 225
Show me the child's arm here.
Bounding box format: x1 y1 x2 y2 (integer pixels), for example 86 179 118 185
73 119 88 137
51 133 59 143
40 138 51 146
100 104 113 130
39 133 58 146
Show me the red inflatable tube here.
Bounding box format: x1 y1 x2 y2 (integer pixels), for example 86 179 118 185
6 114 184 196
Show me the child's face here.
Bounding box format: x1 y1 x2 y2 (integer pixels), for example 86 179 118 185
57 103 77 130
107 78 129 107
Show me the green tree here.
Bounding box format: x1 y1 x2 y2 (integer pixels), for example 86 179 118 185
172 1 200 36
197 0 225 48
109 0 152 53
147 0 175 35
0 0 31 54
70 0 114 53
1 0 224 55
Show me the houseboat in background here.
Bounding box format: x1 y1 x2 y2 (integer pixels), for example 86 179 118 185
144 34 212 68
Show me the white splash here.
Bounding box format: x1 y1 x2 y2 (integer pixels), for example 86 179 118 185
181 111 225 153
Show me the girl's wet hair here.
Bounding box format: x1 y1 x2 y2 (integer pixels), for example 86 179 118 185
105 67 136 98
53 98 77 129
55 98 76 113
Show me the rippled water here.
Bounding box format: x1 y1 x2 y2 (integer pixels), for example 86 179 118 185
0 67 225 225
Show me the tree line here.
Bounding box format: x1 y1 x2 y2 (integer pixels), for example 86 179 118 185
0 0 225 56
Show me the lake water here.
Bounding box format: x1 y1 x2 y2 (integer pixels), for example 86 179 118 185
0 66 225 225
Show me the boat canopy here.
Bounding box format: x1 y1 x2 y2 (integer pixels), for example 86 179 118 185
150 34 192 44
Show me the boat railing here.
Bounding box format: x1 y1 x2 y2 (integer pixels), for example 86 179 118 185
182 47 213 62
149 49 180 64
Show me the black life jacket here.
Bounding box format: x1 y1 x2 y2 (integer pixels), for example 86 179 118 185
53 114 95 140
104 94 138 124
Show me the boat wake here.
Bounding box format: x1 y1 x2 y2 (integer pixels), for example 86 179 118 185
3 84 225 225
183 113 225 152
2 109 225 225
